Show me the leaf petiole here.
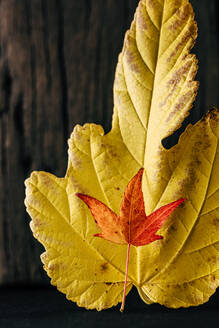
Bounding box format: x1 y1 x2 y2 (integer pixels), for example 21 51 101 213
120 243 131 312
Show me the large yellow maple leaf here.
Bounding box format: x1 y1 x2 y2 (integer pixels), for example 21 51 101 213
25 0 219 310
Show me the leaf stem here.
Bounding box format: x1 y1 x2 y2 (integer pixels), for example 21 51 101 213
120 243 131 312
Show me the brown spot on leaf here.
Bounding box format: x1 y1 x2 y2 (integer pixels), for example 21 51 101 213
33 219 44 228
213 218 219 228
147 0 156 9
161 60 197 111
167 61 191 87
167 22 197 63
168 4 193 31
137 5 148 30
70 153 82 169
104 143 119 160
170 225 177 231
207 256 217 264
185 167 198 185
48 263 66 272
164 90 194 124
159 86 176 109
105 282 112 286
125 40 140 73
176 166 198 195
194 158 201 166
194 140 203 148
207 108 219 120
37 174 61 197
100 263 109 272
203 135 211 149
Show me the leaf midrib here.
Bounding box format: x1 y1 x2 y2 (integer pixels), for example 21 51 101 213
136 0 167 286
142 0 166 168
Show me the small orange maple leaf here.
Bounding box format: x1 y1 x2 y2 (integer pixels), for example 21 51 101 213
76 168 186 312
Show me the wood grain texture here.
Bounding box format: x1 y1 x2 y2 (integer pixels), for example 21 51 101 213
0 0 218 285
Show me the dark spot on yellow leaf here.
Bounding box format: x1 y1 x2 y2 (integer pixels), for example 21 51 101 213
191 156 201 167
147 0 155 9
167 22 197 63
165 91 194 123
167 61 191 87
208 256 217 264
177 166 198 194
100 263 108 272
206 108 219 122
33 219 44 228
104 143 119 159
105 282 112 286
125 46 140 73
49 263 60 272
170 225 177 231
160 61 197 111
159 87 176 109
168 4 193 31
213 218 219 228
137 5 148 30
194 141 203 149
70 153 82 168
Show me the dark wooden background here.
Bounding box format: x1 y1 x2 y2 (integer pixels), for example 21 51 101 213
0 0 218 286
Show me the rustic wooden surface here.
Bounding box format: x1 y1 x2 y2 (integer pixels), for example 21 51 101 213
0 0 218 285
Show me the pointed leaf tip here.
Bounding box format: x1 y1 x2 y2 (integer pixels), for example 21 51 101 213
138 168 144 175
131 197 187 246
76 192 127 244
